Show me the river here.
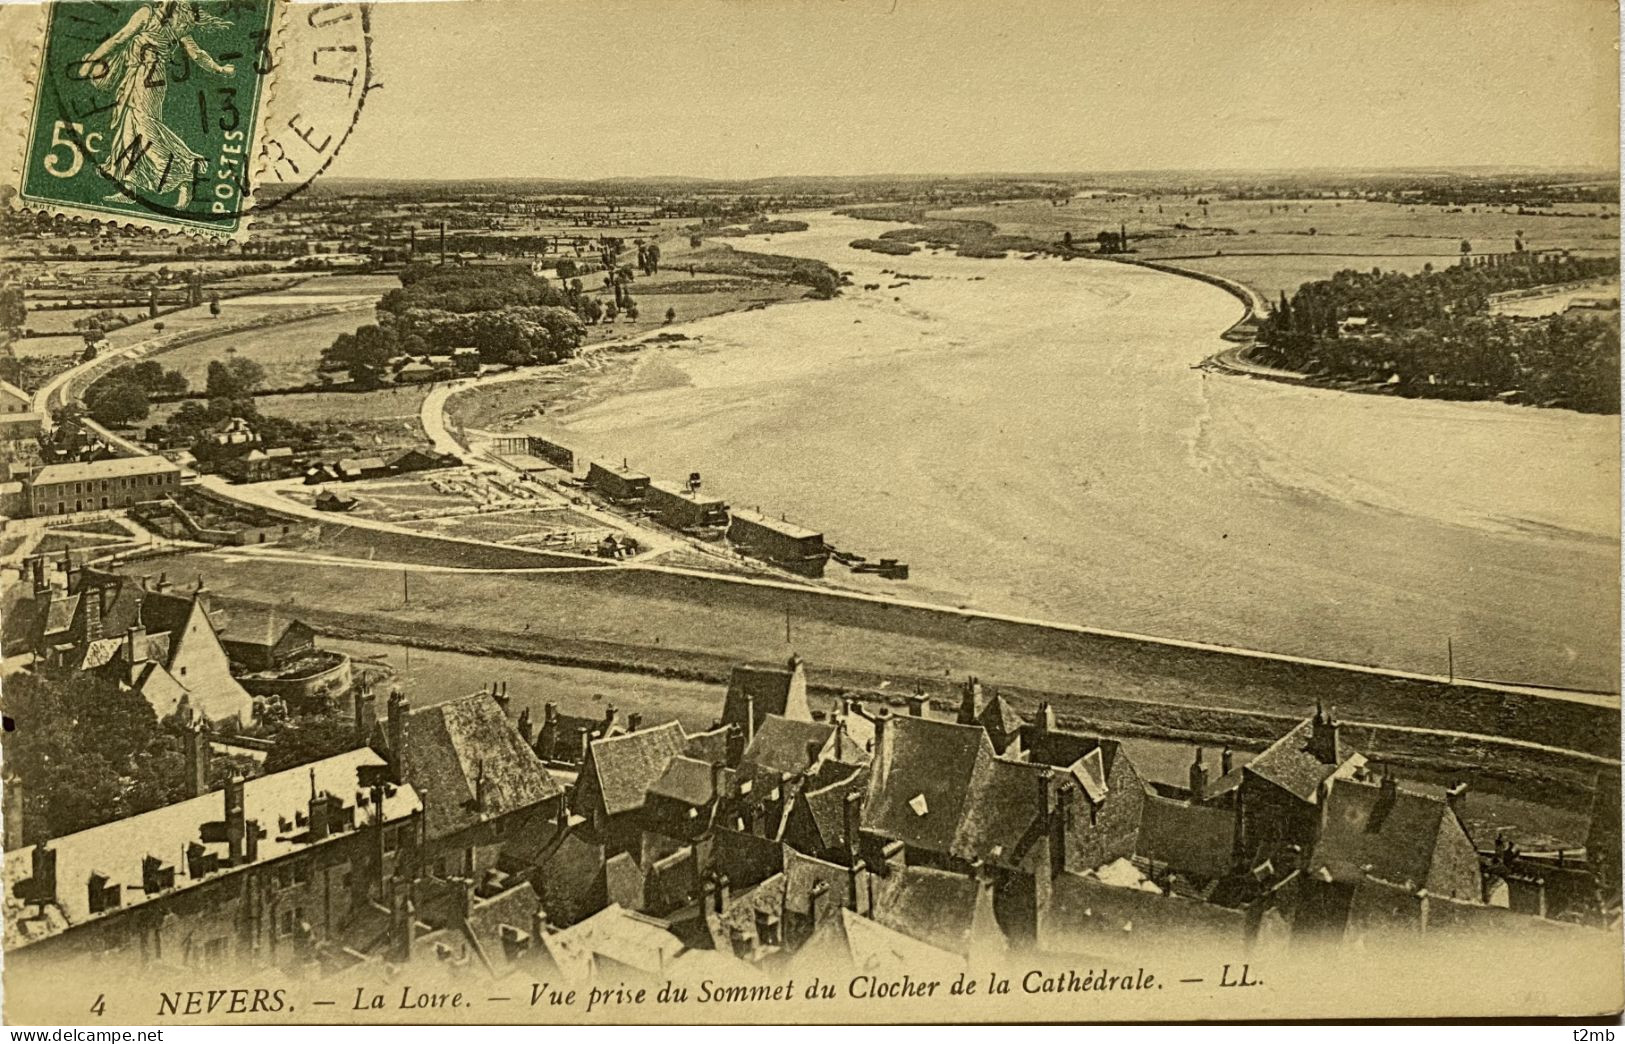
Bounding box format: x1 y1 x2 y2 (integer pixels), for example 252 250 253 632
513 213 1620 692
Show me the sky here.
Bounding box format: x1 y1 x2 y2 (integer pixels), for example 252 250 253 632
266 0 1623 180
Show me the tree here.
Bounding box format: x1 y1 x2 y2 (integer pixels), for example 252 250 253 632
85 379 150 426
209 293 221 317
665 306 677 324
263 717 362 775
205 356 265 400
0 668 194 844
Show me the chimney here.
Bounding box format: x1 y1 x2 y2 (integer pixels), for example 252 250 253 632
743 692 755 749
1307 700 1342 765
808 879 829 926
968 860 1004 958
225 775 246 864
392 895 418 963
1189 747 1208 803
349 686 373 744
904 691 925 717
517 707 534 744
532 906 551 941
602 704 617 735
579 729 592 764
872 707 890 754
848 858 869 916
717 873 731 913
843 790 862 865
626 712 642 733
1037 701 1057 734
537 703 559 760
2 772 22 852
1445 782 1468 819
184 721 210 798
30 843 56 904
82 590 102 642
126 623 147 666
1221 745 1234 776
710 761 727 807
957 676 981 725
30 557 46 595
1379 772 1398 802
308 788 331 843
387 691 409 783
244 819 260 863
474 760 491 814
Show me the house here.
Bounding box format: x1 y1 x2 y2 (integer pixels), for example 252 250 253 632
2 749 422 976
383 692 566 880
24 454 180 517
720 655 811 763
219 611 318 672
15 568 255 726
1303 774 1481 904
388 448 459 474
314 489 358 512
571 719 689 842
1233 703 1365 870
334 457 388 481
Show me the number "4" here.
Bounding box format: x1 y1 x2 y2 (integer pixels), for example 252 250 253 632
43 120 103 179
90 993 106 1017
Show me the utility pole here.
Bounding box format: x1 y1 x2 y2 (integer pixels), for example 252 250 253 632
403 569 410 608
785 607 792 645
1447 636 1454 684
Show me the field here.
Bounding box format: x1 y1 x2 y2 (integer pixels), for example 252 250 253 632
922 196 1621 298
154 308 376 390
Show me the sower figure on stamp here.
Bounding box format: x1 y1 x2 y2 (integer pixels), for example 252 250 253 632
78 1 236 210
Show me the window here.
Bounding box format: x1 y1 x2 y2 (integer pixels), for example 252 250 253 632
279 910 295 936
291 862 311 885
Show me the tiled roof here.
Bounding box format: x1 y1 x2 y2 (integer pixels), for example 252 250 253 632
403 693 563 841
739 716 834 778
587 720 687 817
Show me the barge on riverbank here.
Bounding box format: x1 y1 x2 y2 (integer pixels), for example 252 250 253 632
726 507 831 578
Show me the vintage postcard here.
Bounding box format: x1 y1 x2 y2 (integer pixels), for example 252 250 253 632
0 0 1619 1027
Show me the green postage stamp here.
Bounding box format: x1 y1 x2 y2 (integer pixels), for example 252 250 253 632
15 0 280 238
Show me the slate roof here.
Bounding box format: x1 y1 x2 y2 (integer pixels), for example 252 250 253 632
955 755 1044 867
871 865 981 954
647 756 722 807
586 720 687 817
722 661 808 732
682 726 731 764
1308 780 1464 892
402 693 564 842
977 693 1022 738
1245 718 1362 802
219 608 309 648
799 765 870 852
862 716 987 854
1040 871 1246 954
541 904 683 985
794 908 964 978
738 716 834 778
1136 795 1236 880
782 848 850 917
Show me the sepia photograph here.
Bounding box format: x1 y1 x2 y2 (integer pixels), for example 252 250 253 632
0 0 1620 1027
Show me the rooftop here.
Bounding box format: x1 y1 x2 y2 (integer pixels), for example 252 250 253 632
29 455 178 487
728 507 823 541
4 749 421 950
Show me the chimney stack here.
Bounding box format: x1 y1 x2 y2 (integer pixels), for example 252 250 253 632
3 772 23 852
387 690 409 783
1308 700 1342 765
225 775 246 864
184 720 210 798
717 873 731 913
126 623 147 667
29 843 57 904
957 676 982 725
517 707 534 744
82 590 102 642
808 879 829 927
602 704 618 735
710 761 727 808
871 707 890 754
843 790 863 866
626 712 643 733
30 557 47 595
353 687 377 742
1445 782 1468 819
1037 701 1057 735
904 691 925 717
244 819 260 863
1189 747 1208 803
1221 745 1234 776
848 858 869 916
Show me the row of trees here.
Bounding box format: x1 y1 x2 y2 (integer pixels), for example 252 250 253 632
1258 254 1621 412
